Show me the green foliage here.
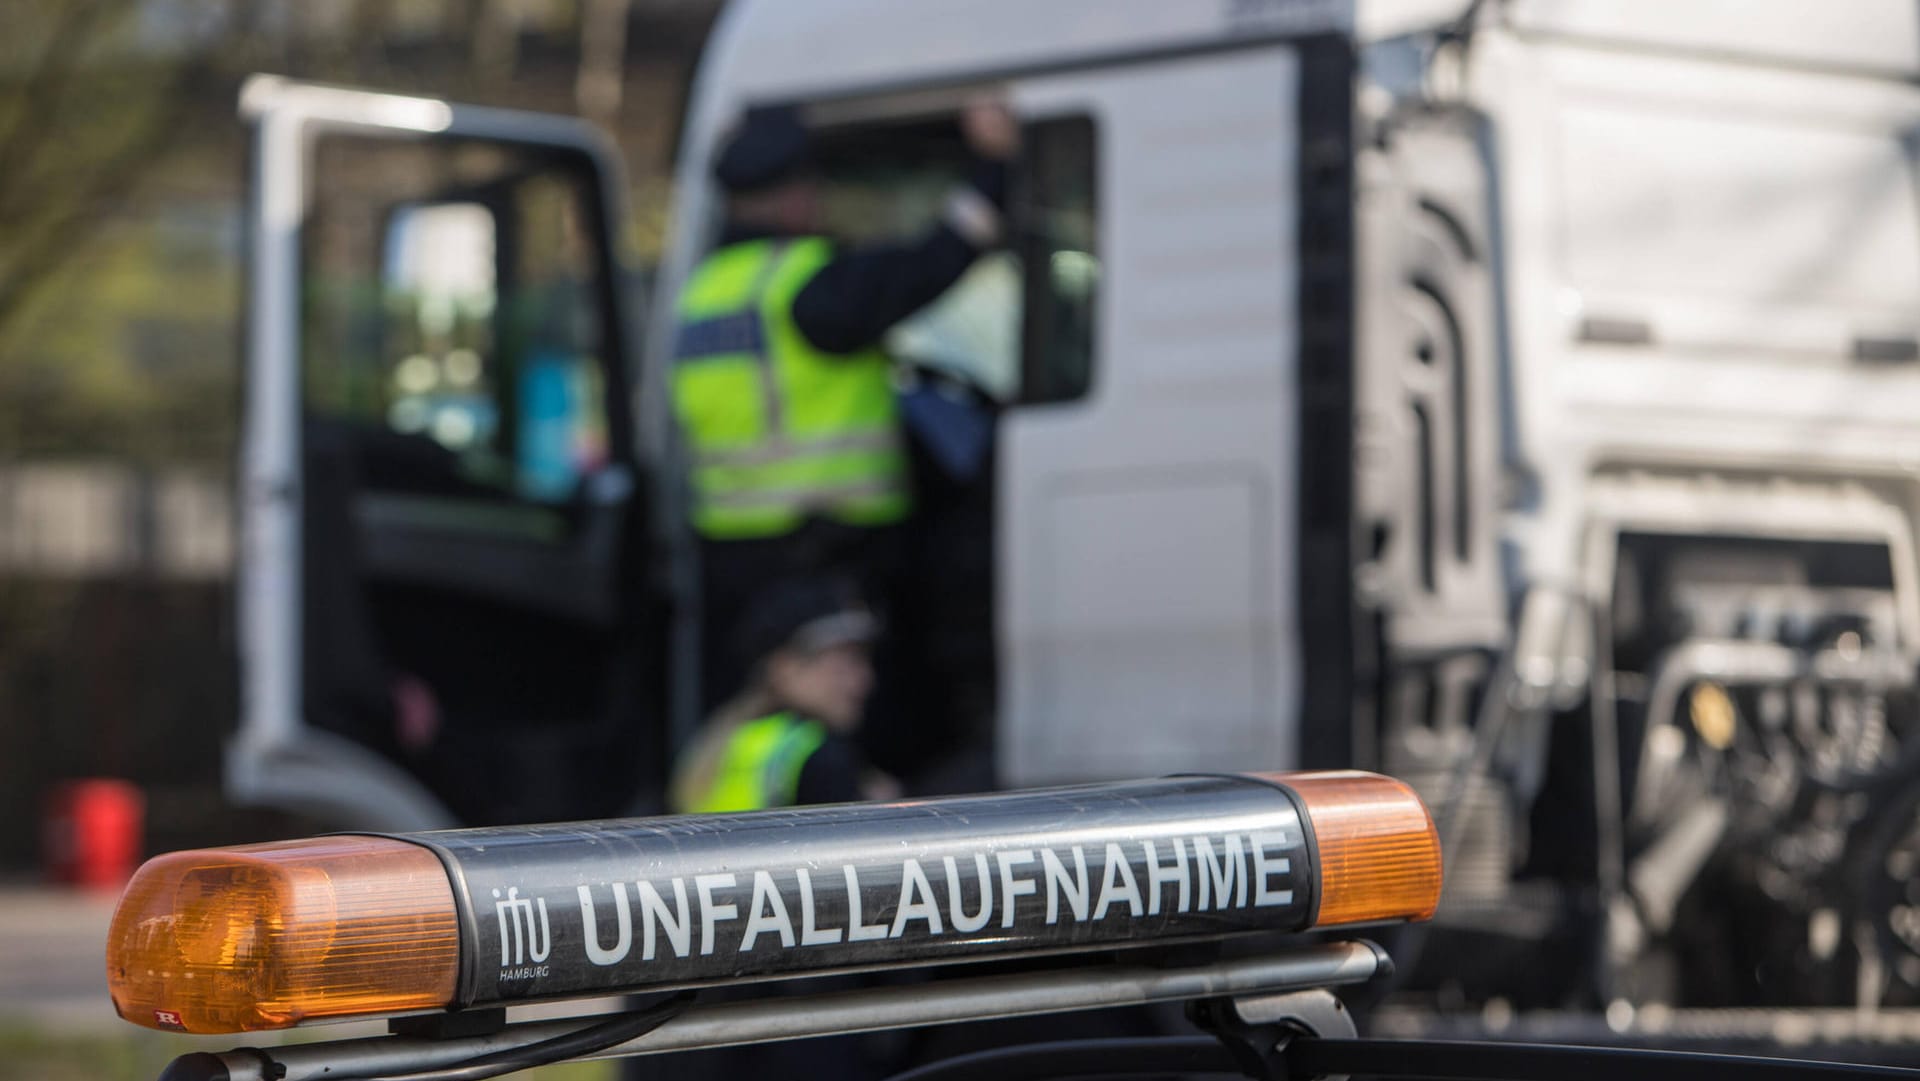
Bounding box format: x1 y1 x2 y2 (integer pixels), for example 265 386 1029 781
0 1025 159 1081
0 0 249 464
0 1 245 340
0 211 240 463
0 1023 618 1081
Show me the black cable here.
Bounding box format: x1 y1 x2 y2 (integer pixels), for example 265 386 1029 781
878 1036 1242 1081
1372 635 1532 999
1285 1038 1920 1081
1587 597 1627 1003
350 992 695 1081
874 1033 1920 1081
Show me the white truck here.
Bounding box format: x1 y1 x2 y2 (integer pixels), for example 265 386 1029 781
232 0 1920 1013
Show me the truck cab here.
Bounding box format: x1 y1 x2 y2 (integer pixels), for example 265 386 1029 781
235 0 1920 1009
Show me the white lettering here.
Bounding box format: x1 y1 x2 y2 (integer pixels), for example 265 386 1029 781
845 864 889 941
795 868 842 946
578 883 632 966
1250 829 1295 907
1143 838 1191 915
944 854 993 933
695 874 737 956
1093 842 1144 919
1195 835 1247 911
492 888 550 967
528 896 551 963
890 858 944 937
740 870 796 951
637 878 691 960
493 888 524 966
998 849 1037 929
1042 846 1090 925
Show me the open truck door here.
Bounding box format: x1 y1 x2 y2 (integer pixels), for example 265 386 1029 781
232 77 673 830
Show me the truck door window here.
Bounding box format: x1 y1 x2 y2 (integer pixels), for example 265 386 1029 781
808 113 1098 405
304 137 610 513
1018 115 1098 405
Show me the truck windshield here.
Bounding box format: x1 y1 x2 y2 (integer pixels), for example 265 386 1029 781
812 117 1023 400
810 112 1098 405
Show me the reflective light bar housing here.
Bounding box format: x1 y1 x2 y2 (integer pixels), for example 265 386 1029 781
107 770 1439 1033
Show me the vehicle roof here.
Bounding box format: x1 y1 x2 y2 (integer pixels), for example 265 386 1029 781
697 0 1918 115
702 0 1353 107
644 0 1918 386
1507 0 1920 79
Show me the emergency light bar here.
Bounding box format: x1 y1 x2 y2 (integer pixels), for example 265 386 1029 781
107 770 1439 1035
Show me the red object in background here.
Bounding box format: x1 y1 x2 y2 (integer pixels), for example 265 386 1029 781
44 779 145 890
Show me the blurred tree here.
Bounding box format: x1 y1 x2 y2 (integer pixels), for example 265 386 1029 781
0 0 256 341
0 0 262 465
0 0 690 464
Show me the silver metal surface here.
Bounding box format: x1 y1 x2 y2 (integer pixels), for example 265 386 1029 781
1232 987 1358 1038
1371 1004 1920 1049
211 942 1384 1081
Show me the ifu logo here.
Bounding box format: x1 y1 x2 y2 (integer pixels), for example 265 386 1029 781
493 886 552 980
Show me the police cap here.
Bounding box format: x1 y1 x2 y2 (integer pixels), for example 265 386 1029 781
713 105 813 193
734 576 875 668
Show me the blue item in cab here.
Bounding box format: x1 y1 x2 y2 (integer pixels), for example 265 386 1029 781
900 381 992 482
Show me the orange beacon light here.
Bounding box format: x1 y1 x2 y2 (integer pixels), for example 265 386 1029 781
106 836 459 1033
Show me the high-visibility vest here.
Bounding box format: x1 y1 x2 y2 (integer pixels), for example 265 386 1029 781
671 238 910 540
679 711 828 813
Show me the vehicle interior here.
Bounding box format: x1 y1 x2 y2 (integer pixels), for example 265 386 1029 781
291 107 1098 823
795 109 1097 791
298 133 666 825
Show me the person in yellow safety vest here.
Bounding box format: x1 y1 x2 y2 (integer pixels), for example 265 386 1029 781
670 577 900 813
674 99 1019 709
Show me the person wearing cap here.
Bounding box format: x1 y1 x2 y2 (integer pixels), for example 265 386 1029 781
669 577 898 813
673 100 1020 709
